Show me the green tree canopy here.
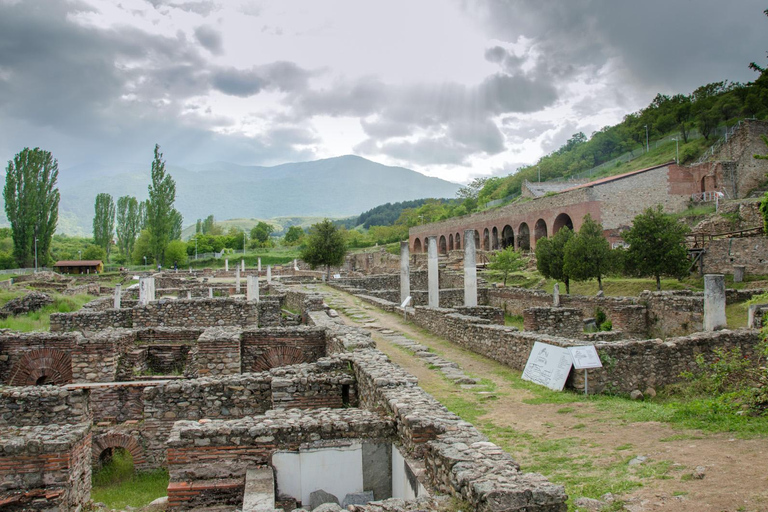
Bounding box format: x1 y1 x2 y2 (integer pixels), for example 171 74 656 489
300 219 347 279
82 244 106 262
3 147 60 267
488 246 525 285
563 215 612 291
145 144 181 264
93 193 115 257
250 221 274 245
164 240 188 267
535 226 574 293
284 225 305 245
116 196 141 261
623 205 690 290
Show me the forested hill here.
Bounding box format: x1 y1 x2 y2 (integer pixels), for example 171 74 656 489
334 198 458 229
476 55 768 206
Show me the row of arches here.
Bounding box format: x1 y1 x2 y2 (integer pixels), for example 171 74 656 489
412 213 575 254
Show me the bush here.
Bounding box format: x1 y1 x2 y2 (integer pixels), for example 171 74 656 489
600 320 613 331
679 144 699 164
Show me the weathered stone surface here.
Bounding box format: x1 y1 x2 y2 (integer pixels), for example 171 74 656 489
0 292 53 318
342 491 374 507
309 489 340 509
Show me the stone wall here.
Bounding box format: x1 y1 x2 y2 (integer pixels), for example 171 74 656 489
0 386 92 427
700 237 768 275
0 331 82 386
524 307 583 336
0 424 92 511
240 326 326 373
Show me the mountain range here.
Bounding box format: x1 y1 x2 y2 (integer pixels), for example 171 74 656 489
1 155 461 236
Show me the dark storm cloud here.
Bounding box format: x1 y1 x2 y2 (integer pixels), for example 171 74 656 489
0 0 317 166
194 25 223 55
466 0 768 94
210 62 314 97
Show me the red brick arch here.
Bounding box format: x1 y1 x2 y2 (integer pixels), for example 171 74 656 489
252 346 306 372
93 432 147 468
7 348 72 386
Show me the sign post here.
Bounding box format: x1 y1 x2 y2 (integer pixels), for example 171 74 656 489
568 345 603 395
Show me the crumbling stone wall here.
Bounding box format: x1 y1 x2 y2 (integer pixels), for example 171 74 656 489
0 424 92 512
240 326 326 373
524 307 583 336
0 387 91 427
699 237 768 275
0 331 81 386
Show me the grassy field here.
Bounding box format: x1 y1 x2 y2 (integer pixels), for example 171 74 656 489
0 292 94 331
91 451 169 509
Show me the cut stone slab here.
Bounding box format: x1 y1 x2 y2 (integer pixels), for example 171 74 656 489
341 490 375 508
242 467 275 512
309 489 339 510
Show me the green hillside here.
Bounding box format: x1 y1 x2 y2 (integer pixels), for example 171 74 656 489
476 65 768 208
180 216 337 241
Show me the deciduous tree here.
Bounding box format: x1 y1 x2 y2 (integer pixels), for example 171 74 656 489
145 144 181 264
488 246 525 286
250 222 274 245
535 226 574 293
284 225 305 245
3 147 60 267
564 215 612 291
93 193 115 257
116 196 141 261
623 205 690 290
300 219 347 280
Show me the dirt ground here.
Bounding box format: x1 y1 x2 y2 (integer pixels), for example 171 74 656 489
321 285 768 512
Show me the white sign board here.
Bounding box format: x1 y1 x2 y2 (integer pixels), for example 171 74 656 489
333 274 341 279
568 345 603 370
522 342 573 391
401 296 412 308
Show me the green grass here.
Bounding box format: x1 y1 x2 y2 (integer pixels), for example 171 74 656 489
0 293 94 331
504 313 524 329
91 451 168 509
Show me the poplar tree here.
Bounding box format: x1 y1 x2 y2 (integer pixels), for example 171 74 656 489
116 196 141 261
536 226 574 293
145 144 181 265
93 193 115 257
3 147 60 267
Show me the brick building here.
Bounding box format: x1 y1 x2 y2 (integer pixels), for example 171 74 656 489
409 120 768 253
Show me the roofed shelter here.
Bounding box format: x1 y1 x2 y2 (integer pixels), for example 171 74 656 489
54 260 103 275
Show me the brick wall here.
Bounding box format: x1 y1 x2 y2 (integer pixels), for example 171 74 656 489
240 326 326 373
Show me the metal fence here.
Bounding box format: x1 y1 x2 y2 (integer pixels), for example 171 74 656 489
0 267 53 275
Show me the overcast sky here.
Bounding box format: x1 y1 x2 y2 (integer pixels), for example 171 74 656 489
0 0 766 183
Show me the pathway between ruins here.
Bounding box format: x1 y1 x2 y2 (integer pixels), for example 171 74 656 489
316 284 768 512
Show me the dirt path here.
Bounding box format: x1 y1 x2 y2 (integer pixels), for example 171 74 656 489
318 285 768 512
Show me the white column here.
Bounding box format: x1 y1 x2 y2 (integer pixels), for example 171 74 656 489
267 265 272 283
139 278 148 305
553 282 560 307
113 284 121 309
208 287 213 298
148 277 155 302
463 229 477 307
225 259 229 272
427 236 439 308
704 274 727 331
247 275 259 302
294 258 299 271
400 241 410 305
186 290 192 299
241 259 245 272
258 258 262 272
236 266 241 294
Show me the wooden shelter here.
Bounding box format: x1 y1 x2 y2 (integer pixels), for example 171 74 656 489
53 260 104 274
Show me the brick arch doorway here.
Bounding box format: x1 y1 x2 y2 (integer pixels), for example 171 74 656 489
553 213 574 234
413 238 422 253
517 223 530 251
93 432 147 470
7 348 72 386
253 346 306 372
501 225 514 249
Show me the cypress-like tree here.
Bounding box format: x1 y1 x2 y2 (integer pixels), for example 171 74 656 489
116 196 141 261
563 215 612 291
535 226 574 293
623 205 690 290
93 193 115 257
3 147 60 267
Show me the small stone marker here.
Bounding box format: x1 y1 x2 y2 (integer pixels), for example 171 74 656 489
247 275 259 302
266 265 271 283
309 489 339 510
208 287 213 298
258 257 261 272
186 290 192 299
241 259 245 272
235 267 241 294
553 282 560 307
225 259 229 272
113 284 121 309
733 265 746 283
